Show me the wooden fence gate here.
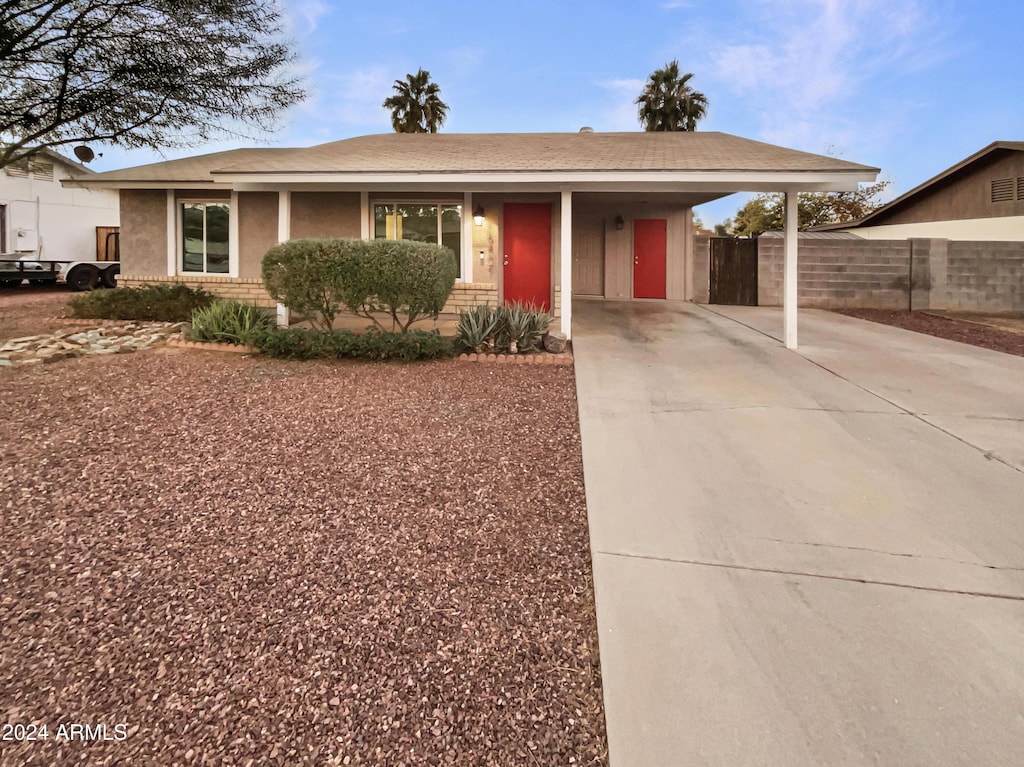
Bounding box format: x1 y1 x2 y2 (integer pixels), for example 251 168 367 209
709 237 758 305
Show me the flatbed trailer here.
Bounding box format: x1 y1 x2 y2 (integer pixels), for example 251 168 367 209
0 256 120 290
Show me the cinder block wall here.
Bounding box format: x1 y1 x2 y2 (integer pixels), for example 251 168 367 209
947 242 1024 311
757 238 912 309
752 236 1024 311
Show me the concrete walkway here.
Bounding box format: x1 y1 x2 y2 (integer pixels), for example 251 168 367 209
573 301 1024 767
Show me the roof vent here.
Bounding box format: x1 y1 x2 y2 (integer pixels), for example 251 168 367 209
579 126 595 133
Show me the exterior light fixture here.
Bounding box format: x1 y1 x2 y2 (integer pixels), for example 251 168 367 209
614 215 625 230
473 204 485 226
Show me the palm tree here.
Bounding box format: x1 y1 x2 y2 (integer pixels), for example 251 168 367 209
382 69 449 133
636 61 708 132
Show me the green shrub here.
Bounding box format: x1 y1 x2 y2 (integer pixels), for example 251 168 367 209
187 300 275 345
251 327 454 362
262 238 356 332
261 237 457 335
250 327 353 360
337 239 457 333
67 283 214 321
353 328 454 361
456 302 553 354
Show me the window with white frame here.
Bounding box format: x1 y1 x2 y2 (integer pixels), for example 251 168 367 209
373 202 461 277
181 201 230 274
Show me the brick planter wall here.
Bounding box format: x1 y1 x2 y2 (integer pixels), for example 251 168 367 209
441 283 499 313
118 275 276 307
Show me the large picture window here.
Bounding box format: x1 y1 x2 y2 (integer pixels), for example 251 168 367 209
182 201 229 274
373 203 461 277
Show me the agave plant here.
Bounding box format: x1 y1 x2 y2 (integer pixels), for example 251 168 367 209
496 301 553 353
187 300 275 345
456 304 499 353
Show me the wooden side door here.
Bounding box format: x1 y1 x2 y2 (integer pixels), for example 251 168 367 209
633 218 667 299
572 217 605 296
503 203 552 310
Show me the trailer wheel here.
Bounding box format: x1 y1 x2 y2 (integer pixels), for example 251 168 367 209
99 264 120 289
28 278 50 286
67 264 100 291
0 278 21 288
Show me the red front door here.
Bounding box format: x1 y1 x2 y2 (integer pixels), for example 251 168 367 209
503 203 551 310
633 218 667 299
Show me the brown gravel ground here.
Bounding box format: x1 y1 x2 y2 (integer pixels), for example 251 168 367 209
836 308 1024 357
0 351 608 766
0 286 73 342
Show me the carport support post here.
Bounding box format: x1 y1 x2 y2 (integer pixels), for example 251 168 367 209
276 190 291 328
560 189 572 339
783 190 798 349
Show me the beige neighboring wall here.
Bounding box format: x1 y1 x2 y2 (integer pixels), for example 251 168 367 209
290 192 361 239
839 216 1024 242
119 190 168 277
238 192 279 278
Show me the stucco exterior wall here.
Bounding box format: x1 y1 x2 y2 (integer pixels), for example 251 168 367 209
238 192 278 278
470 192 560 307
119 190 168 277
573 197 690 300
291 192 361 239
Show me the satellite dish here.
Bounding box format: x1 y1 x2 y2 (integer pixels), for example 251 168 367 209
73 145 95 163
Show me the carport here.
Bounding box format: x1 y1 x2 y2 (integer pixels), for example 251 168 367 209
552 132 880 348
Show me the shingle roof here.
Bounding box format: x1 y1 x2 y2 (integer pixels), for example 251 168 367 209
77 132 878 184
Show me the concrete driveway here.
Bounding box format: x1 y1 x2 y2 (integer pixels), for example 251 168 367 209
573 301 1024 767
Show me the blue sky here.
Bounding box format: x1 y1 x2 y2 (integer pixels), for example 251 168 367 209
95 0 1024 226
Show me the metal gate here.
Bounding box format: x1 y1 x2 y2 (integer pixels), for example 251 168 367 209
709 237 758 305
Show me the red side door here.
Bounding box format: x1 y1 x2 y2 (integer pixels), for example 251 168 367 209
633 218 667 299
503 203 552 310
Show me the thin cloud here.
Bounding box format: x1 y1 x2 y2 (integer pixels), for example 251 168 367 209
284 0 332 35
599 78 645 131
661 1 693 8
285 66 393 143
707 0 950 150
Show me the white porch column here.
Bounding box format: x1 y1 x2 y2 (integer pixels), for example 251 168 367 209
276 190 291 327
360 192 370 240
228 191 240 278
783 189 799 349
165 190 176 276
462 191 474 283
560 189 572 338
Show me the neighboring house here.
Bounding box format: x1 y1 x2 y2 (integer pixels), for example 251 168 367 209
816 141 1024 241
1 148 120 260
68 131 877 343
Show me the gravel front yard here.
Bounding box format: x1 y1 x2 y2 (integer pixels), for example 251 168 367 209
836 308 1024 357
0 351 607 765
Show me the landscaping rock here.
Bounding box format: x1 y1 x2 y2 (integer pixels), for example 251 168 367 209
544 331 568 354
0 321 183 366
